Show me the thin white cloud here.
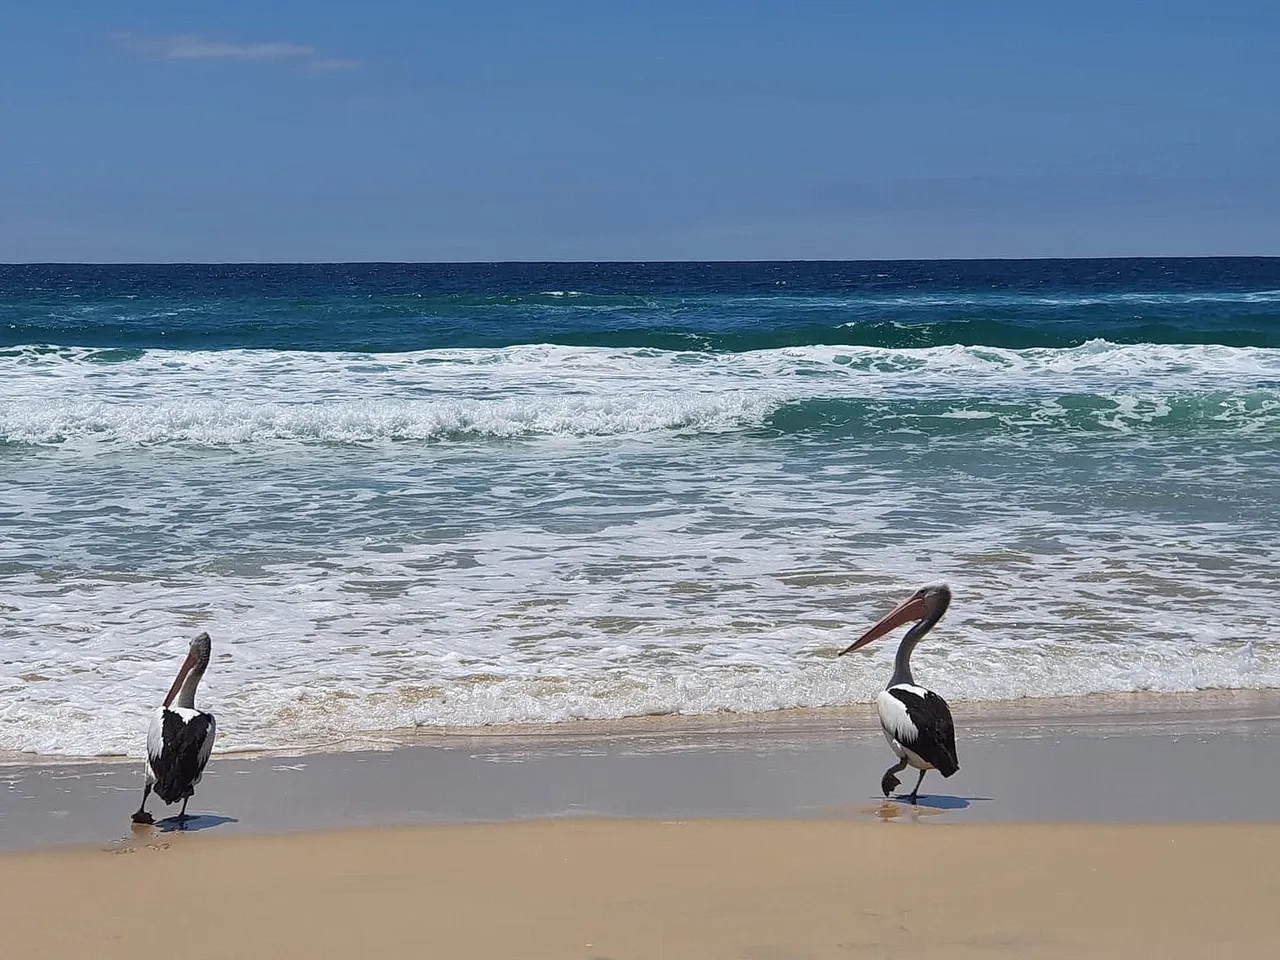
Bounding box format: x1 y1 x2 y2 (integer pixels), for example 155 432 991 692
165 39 315 61
111 32 358 68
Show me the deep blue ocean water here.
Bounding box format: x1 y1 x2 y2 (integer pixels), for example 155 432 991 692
2 259 1278 757
5 259 1280 352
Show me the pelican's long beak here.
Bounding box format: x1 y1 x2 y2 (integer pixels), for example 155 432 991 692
839 594 928 656
162 652 197 708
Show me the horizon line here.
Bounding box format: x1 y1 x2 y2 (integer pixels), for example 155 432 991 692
6 254 1280 268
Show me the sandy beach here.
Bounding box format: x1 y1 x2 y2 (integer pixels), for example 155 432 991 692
2 692 1279 957
4 820 1279 959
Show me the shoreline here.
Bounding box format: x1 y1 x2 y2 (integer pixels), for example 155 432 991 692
3 688 1279 854
4 687 1276 768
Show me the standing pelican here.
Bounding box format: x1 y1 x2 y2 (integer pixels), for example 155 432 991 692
840 583 958 803
131 632 217 826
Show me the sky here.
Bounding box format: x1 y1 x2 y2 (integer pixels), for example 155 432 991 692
1 1 1277 262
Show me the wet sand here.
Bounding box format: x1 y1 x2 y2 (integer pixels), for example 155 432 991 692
2 690 1279 853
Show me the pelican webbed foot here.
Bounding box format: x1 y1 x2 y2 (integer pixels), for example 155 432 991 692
880 758 909 797
131 783 154 824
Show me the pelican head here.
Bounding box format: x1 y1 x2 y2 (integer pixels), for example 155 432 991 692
163 632 213 708
839 583 951 656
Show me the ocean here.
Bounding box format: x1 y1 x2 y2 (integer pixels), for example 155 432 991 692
2 259 1278 759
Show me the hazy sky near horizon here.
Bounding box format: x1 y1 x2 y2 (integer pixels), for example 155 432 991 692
2 1 1278 262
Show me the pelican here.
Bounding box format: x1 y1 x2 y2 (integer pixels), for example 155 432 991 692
840 583 958 803
131 631 217 826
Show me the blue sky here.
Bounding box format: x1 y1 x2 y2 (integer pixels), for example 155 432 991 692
2 1 1277 261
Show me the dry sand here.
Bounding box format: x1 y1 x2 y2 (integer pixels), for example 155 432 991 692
4 819 1280 959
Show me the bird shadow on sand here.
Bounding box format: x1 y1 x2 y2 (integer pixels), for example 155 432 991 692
885 794 991 811
154 814 238 834
822 794 993 822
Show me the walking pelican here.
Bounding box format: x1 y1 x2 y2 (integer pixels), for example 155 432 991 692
840 583 958 803
131 631 217 826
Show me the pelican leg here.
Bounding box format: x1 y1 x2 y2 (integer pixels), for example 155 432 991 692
130 783 154 824
177 796 190 828
880 758 908 797
906 769 927 804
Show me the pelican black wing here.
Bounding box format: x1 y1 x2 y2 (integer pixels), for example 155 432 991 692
151 710 215 804
887 687 959 777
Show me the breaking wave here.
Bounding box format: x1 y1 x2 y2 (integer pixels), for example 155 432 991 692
1 341 1277 447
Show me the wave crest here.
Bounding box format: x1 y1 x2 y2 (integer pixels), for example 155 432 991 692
1 341 1277 447
0 394 772 446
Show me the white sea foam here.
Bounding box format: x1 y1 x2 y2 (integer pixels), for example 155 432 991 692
1 341 1277 446
1 564 1276 759
2 434 1278 758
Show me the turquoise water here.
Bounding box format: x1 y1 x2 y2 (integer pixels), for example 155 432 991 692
1 260 1277 757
